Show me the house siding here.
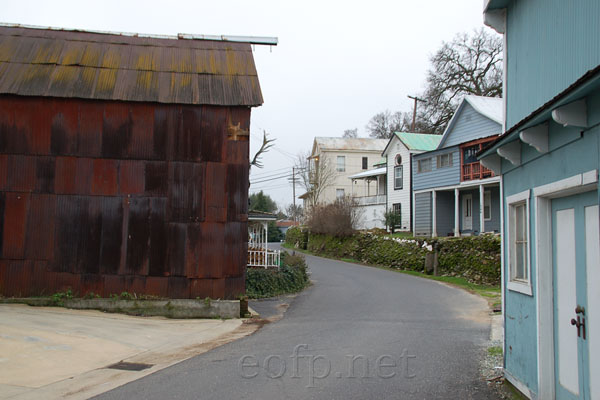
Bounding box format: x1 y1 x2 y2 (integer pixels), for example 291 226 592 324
499 91 600 396
414 192 432 236
505 0 600 128
442 103 501 147
413 147 460 191
384 137 413 231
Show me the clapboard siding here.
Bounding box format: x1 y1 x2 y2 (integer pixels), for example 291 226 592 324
484 186 501 233
506 0 600 128
385 137 412 231
442 103 502 147
414 192 431 236
412 147 460 191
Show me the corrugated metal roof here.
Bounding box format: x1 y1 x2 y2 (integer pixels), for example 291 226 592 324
464 96 503 124
0 25 263 106
395 132 442 151
314 137 388 152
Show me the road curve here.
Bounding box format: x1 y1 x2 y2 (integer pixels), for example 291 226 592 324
95 246 497 399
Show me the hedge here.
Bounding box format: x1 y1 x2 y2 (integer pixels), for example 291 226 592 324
306 232 500 285
245 252 310 298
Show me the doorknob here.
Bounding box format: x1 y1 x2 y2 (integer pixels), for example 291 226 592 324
575 305 585 315
571 316 586 339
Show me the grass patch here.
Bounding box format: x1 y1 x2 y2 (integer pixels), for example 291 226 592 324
488 346 503 356
388 231 415 239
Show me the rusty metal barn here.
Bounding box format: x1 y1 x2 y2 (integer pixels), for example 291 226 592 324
0 25 266 299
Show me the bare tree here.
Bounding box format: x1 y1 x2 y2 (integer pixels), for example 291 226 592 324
285 203 303 221
419 28 503 133
295 151 336 208
365 110 411 138
250 130 275 170
342 128 358 138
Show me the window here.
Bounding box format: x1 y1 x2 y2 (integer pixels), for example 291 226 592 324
394 165 403 190
462 145 480 164
437 153 452 168
417 158 432 173
395 154 402 165
337 156 345 172
507 190 532 295
362 157 368 170
484 191 492 221
393 203 401 216
336 188 345 198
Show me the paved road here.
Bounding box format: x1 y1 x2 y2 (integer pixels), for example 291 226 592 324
95 246 498 399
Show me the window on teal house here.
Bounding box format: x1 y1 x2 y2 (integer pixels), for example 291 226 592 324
417 158 431 173
507 190 532 295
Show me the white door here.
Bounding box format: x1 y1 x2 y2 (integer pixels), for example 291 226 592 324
552 190 599 399
462 194 472 231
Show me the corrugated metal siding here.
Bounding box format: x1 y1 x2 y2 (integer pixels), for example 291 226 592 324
414 192 432 236
0 26 263 106
0 96 249 299
505 0 600 128
412 148 460 191
442 103 502 147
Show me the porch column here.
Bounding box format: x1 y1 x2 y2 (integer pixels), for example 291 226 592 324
432 190 437 237
264 221 268 268
454 188 460 237
479 184 485 234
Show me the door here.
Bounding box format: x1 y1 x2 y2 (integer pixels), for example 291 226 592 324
552 190 599 399
462 194 473 231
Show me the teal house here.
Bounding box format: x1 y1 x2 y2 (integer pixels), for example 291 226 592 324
481 0 600 398
412 96 503 237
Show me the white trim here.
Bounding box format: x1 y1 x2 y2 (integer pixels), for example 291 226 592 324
497 140 521 166
506 189 532 296
519 123 549 154
551 99 588 128
413 176 501 194
533 170 599 398
432 190 437 237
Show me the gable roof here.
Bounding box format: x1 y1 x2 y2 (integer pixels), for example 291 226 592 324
438 96 503 148
382 132 442 155
0 24 263 106
312 137 388 154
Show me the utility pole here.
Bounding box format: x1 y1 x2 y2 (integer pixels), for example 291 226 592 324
407 95 427 132
292 167 296 223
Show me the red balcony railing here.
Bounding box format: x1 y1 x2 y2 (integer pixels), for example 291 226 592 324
462 162 494 181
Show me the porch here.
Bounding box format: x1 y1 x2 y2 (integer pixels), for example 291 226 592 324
349 167 387 229
414 179 501 237
248 211 281 269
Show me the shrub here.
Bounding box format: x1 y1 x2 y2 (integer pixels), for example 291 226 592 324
285 226 308 249
305 196 363 237
245 251 310 298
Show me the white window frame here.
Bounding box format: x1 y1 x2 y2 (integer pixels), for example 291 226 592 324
436 153 452 169
506 189 532 296
337 156 345 172
336 188 345 198
394 165 403 190
417 158 431 173
484 190 492 221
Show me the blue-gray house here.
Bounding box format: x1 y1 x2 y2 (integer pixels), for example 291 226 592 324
412 96 503 237
481 0 600 398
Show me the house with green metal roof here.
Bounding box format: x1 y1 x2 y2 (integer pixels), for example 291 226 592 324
380 132 442 232
411 96 503 237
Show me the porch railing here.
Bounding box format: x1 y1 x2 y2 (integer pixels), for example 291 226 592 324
247 248 281 269
353 194 386 205
462 162 494 181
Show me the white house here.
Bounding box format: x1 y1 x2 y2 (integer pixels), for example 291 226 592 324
382 132 442 232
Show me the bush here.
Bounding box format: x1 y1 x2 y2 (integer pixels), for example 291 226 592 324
285 226 308 249
245 252 310 298
305 231 500 285
305 196 362 237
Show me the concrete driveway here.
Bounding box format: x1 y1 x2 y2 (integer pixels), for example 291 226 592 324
0 304 255 400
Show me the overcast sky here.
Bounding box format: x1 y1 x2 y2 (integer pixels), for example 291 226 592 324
3 0 494 210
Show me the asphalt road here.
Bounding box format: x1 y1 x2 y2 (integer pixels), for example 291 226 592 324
95 245 498 399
